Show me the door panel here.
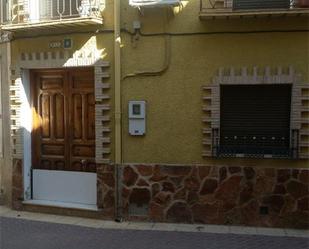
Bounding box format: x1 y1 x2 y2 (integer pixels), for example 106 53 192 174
54 94 65 139
72 94 83 139
86 94 96 140
40 94 51 138
31 68 95 172
32 71 67 171
69 69 95 172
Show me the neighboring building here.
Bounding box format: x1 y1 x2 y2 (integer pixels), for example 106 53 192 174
0 0 308 228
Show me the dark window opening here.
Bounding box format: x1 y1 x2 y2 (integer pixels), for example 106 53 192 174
233 0 291 10
219 84 292 158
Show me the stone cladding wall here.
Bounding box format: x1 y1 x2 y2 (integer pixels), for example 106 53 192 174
12 159 23 210
97 164 115 218
122 164 309 229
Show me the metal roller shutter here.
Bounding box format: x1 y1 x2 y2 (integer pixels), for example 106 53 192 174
233 0 291 10
220 84 292 157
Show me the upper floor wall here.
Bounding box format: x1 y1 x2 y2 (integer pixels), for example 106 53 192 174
1 0 308 35
122 0 309 34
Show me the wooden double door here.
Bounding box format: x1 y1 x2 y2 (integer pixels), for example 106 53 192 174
31 68 96 172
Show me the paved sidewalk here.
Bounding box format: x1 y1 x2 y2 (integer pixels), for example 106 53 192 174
0 206 308 238
1 206 309 249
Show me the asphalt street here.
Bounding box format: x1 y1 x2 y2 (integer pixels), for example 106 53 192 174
0 217 308 249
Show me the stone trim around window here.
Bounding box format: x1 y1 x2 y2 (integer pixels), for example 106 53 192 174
10 50 111 164
202 66 309 159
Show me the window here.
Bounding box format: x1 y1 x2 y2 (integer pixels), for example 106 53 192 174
233 0 291 10
218 84 292 157
203 67 307 159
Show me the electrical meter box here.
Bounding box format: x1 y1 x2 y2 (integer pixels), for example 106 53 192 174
129 101 146 136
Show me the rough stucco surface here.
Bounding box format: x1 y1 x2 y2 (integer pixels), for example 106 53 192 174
6 1 309 168
121 32 309 165
122 164 309 229
120 0 309 166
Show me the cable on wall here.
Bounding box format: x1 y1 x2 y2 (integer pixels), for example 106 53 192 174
11 28 309 40
122 34 171 79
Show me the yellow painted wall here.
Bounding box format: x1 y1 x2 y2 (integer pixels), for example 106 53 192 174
5 0 309 171
120 0 309 167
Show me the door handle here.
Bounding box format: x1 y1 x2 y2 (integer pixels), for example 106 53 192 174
81 159 87 170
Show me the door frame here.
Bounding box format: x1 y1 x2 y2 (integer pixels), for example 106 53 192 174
30 67 97 172
30 69 69 173
21 69 32 200
12 62 109 207
28 67 97 205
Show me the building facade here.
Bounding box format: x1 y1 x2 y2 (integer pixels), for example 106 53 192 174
0 0 308 228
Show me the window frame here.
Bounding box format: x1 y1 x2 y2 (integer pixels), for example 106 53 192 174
202 66 306 159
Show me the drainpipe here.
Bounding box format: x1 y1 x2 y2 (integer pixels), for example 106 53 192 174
114 0 122 221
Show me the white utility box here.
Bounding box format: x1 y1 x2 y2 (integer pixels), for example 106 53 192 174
129 101 146 136
129 0 180 7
